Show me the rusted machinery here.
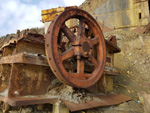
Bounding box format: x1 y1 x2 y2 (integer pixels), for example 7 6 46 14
43 7 121 92
0 7 131 112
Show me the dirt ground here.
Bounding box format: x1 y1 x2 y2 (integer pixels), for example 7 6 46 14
105 31 150 97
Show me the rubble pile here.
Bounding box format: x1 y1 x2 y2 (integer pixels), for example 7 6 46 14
46 82 101 104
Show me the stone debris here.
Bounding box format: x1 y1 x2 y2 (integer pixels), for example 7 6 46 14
46 84 101 104
8 107 33 113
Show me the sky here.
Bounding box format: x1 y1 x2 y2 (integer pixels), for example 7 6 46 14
0 0 85 37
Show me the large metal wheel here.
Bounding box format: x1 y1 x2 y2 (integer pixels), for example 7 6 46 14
45 8 106 88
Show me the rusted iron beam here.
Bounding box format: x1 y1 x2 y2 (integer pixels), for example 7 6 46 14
7 64 55 97
18 33 45 45
104 66 120 76
132 27 147 34
0 95 59 106
105 39 121 53
0 53 48 66
63 94 132 112
8 97 59 106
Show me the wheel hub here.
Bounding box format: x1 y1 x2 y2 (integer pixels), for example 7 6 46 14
72 36 93 57
82 41 90 54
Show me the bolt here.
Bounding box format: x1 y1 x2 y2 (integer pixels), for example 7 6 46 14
84 52 88 55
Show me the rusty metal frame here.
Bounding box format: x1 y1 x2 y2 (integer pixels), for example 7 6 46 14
0 95 58 106
63 94 131 112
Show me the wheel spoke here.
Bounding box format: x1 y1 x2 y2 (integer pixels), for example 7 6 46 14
61 24 75 42
80 60 84 73
90 56 98 67
90 37 99 45
77 56 81 73
77 58 85 73
60 47 74 61
78 18 85 37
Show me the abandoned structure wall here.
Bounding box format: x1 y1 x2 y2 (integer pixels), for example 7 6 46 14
80 0 149 31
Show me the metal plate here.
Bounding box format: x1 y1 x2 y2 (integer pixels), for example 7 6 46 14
63 94 132 112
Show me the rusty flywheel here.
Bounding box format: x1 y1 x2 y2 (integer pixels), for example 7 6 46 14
45 8 106 88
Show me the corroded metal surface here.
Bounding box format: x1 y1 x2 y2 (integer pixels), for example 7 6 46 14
105 36 121 53
0 65 11 93
0 33 44 50
0 32 57 107
45 8 106 88
0 53 48 66
7 96 59 106
8 64 54 97
0 33 45 57
0 95 59 106
63 94 132 112
132 27 146 34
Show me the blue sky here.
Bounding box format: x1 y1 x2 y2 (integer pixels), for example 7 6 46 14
0 0 85 37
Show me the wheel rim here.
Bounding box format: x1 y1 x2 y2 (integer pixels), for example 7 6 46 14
45 8 106 88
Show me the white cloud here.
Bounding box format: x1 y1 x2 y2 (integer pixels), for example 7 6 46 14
0 0 85 37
